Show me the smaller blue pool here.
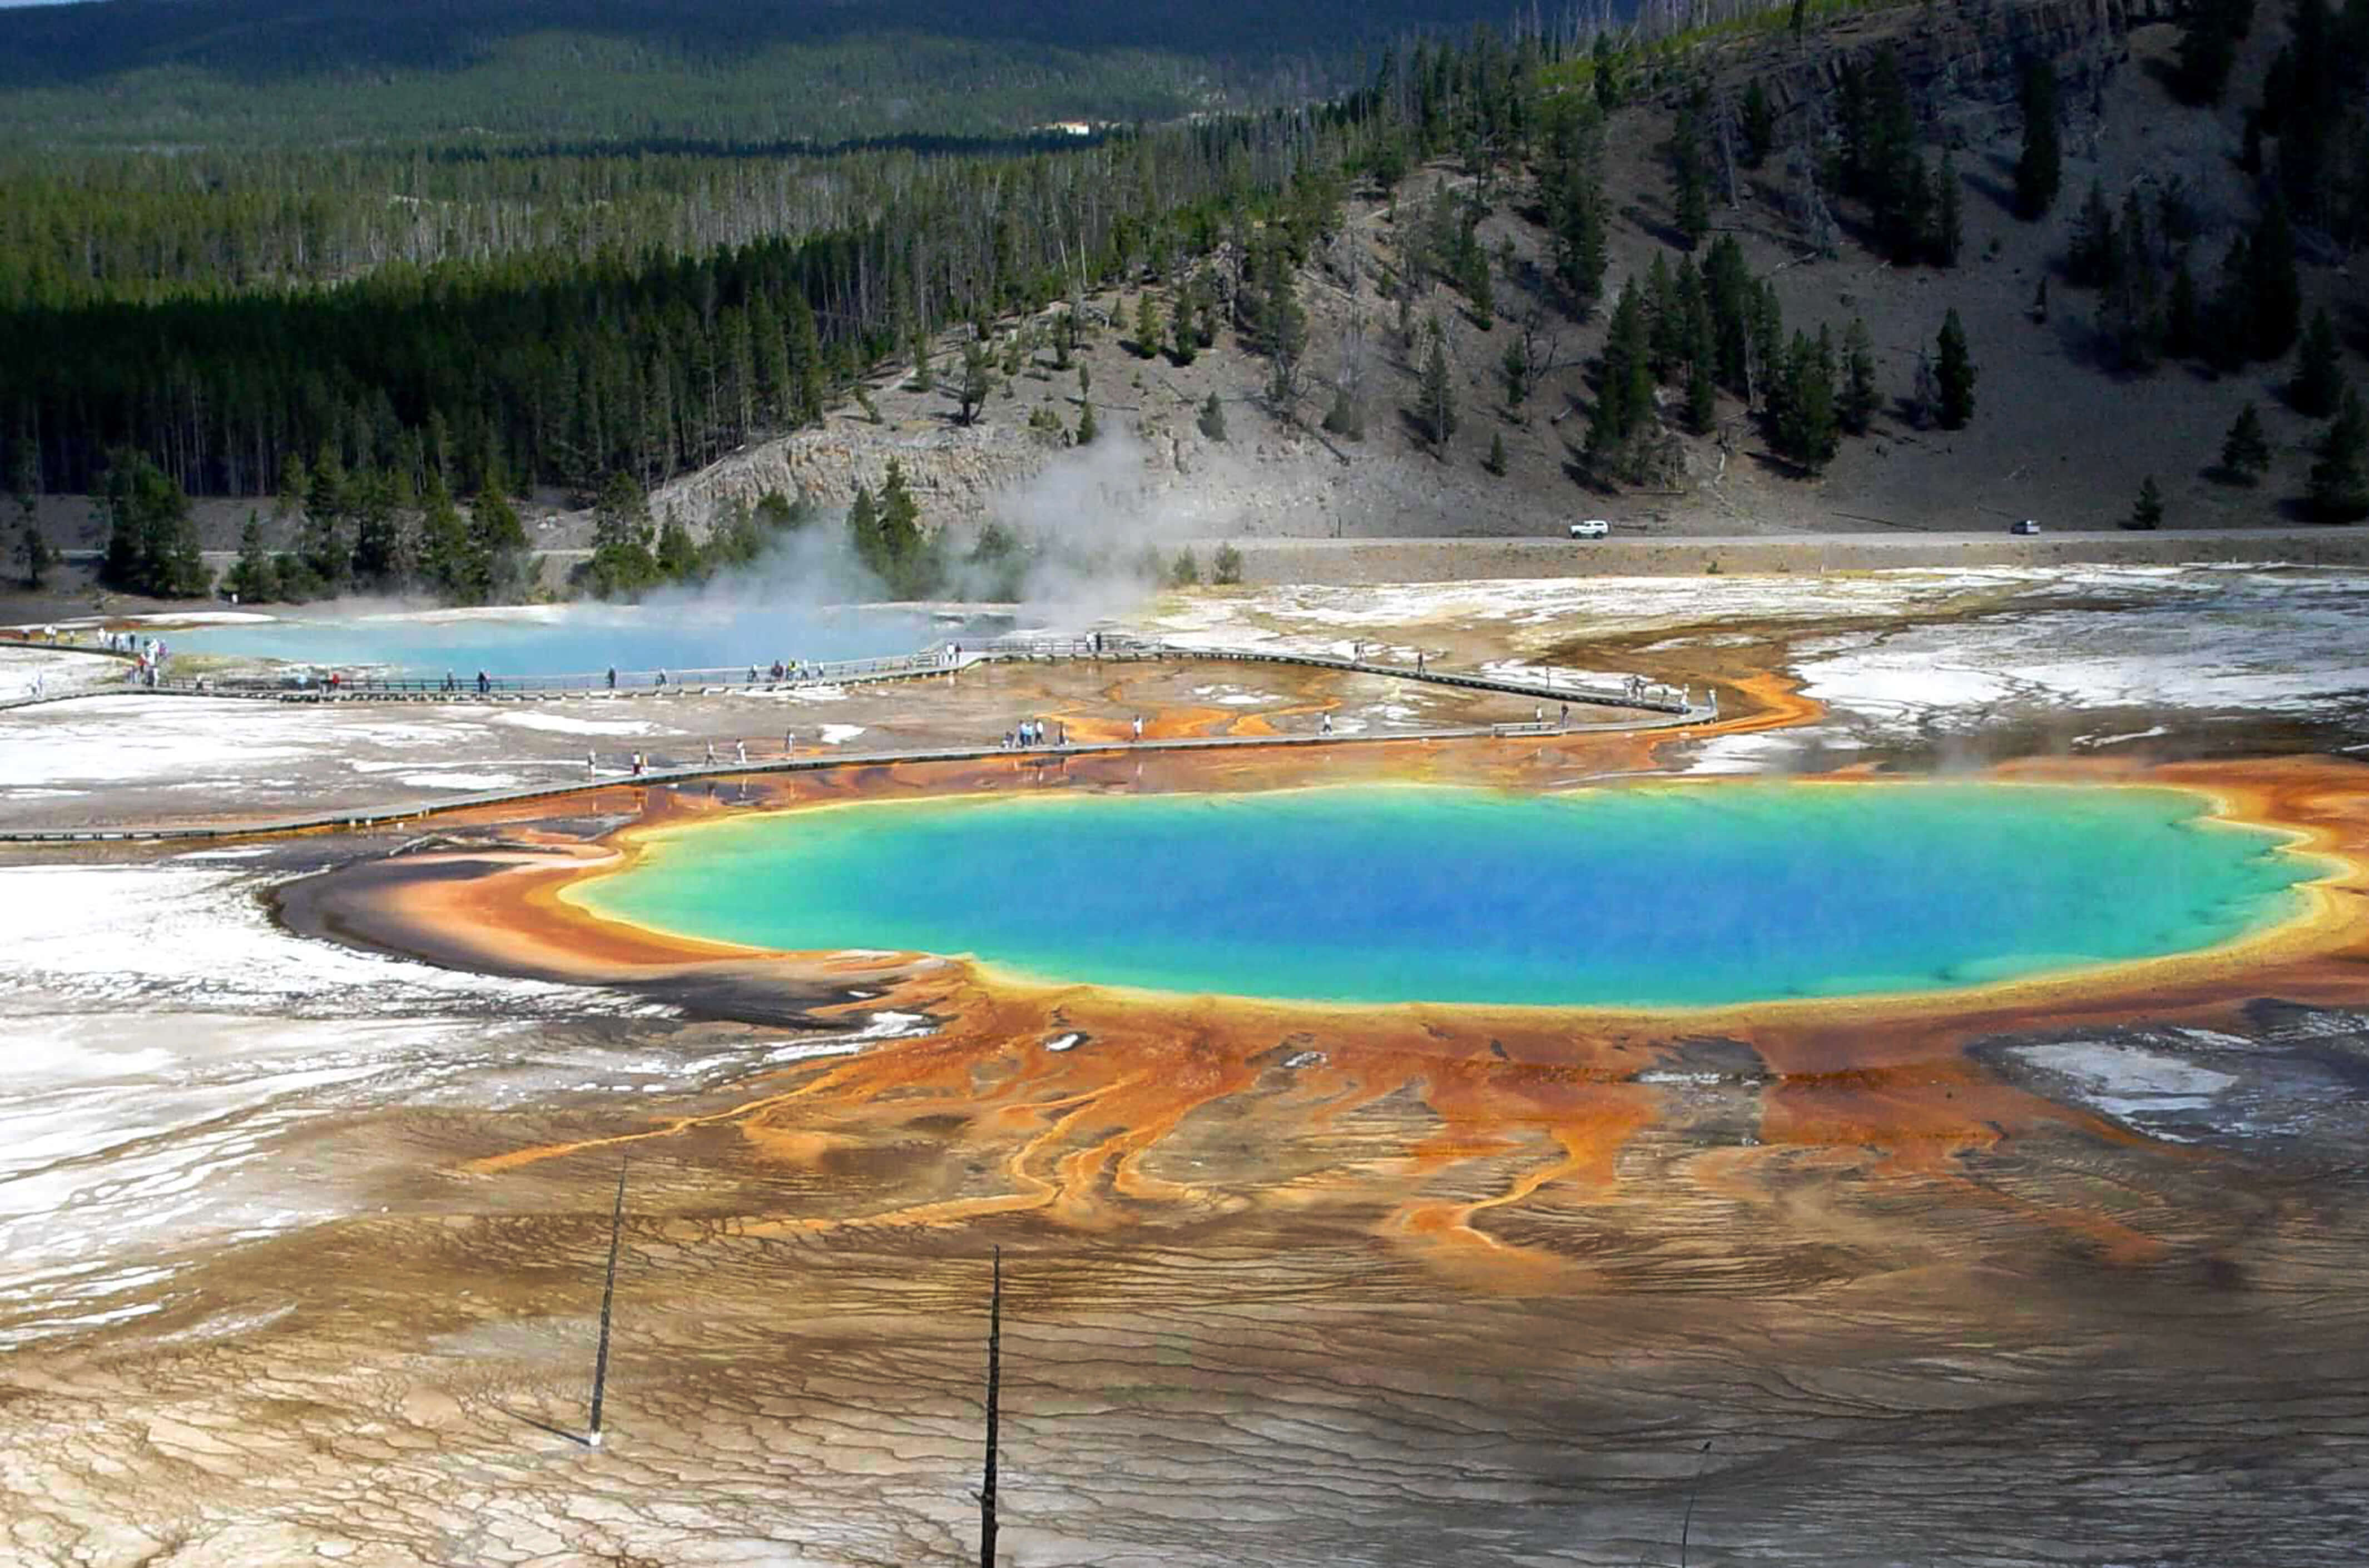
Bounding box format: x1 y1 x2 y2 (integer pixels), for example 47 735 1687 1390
170 603 1007 683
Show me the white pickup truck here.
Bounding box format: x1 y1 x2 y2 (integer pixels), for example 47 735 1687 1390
1568 519 1610 539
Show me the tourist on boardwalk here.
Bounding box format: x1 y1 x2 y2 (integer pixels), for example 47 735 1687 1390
1320 711 1332 735
1559 702 1568 729
631 752 644 776
783 730 794 756
1131 714 1143 740
655 669 667 689
736 740 747 765
705 742 717 766
1416 651 1425 673
771 659 785 681
476 669 490 695
749 664 760 684
606 666 617 690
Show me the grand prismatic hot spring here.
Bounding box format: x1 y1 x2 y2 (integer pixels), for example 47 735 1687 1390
565 781 2320 1008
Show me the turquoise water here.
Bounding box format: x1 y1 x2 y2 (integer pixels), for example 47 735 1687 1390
570 783 2315 1008
172 604 1003 682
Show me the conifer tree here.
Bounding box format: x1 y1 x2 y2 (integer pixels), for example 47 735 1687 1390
99 450 208 598
878 458 924 583
1935 309 1977 429
1683 284 1719 432
1198 394 1227 441
349 468 412 591
301 444 351 592
955 339 995 426
2221 401 2272 481
1324 383 1365 440
1672 86 1711 250
16 517 54 590
1740 79 1773 168
1170 296 1200 366
1485 430 1509 475
1502 338 1530 408
2129 475 2165 529
2308 389 2369 520
1932 152 1964 267
586 470 658 598
8 438 45 590
1686 346 1719 434
467 473 529 603
846 483 883 577
1420 336 1458 449
1841 317 1879 435
1076 398 1099 446
2173 0 2246 105
786 294 826 425
2292 307 2345 418
1773 329 1839 471
415 473 466 599
2014 60 2061 220
2247 199 2302 360
1134 293 1161 358
656 513 700 581
909 318 934 391
2067 181 2118 289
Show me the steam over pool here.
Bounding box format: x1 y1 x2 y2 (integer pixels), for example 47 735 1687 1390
567 782 2316 1008
171 603 1007 679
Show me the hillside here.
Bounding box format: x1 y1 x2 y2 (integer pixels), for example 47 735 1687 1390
639 0 2365 552
0 0 1531 147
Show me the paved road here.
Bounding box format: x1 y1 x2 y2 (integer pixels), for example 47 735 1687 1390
1196 527 2369 583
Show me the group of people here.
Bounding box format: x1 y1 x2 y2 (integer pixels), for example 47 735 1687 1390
116 633 169 686
593 731 796 780
1003 718 1065 749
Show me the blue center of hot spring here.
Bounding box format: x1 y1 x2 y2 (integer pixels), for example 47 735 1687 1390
567 782 2313 1007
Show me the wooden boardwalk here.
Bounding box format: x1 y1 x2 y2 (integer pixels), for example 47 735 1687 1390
0 636 1714 843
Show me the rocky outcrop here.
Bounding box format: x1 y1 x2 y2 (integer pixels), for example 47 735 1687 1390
656 418 1060 534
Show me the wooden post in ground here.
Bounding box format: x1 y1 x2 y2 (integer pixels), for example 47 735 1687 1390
1679 1438 1712 1567
587 1156 629 1448
979 1246 1002 1567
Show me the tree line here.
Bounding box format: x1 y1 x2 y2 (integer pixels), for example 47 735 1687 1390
0 19 1630 516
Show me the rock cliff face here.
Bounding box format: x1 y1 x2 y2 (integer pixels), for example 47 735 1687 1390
660 419 1058 533
1718 0 2133 148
